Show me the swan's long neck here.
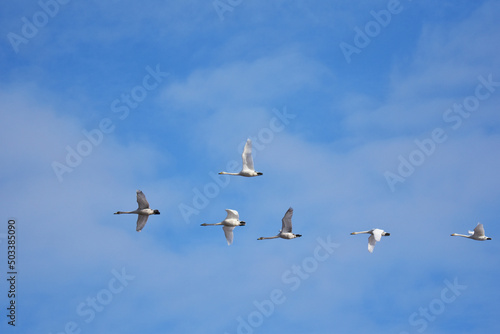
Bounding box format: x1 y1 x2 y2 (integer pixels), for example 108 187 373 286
219 172 240 176
451 233 470 238
258 236 280 240
201 223 223 226
351 231 371 235
115 211 136 214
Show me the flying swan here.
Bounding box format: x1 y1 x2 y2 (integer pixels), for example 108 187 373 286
451 223 492 241
114 190 160 232
219 139 263 177
257 207 302 240
350 229 390 253
201 209 246 245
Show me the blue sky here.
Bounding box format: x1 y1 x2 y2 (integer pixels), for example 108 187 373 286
1 0 500 333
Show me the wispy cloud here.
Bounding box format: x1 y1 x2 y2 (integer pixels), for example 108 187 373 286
1 1 500 333
162 51 332 110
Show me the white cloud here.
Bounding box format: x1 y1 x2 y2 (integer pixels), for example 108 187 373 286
162 51 333 111
2 1 500 333
339 1 500 142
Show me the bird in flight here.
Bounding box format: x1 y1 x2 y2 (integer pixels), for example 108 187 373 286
451 223 492 241
257 207 302 240
219 139 263 177
351 228 390 253
114 190 160 232
201 209 246 245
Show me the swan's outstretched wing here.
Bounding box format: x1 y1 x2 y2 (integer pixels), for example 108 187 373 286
136 215 149 232
225 209 239 221
474 223 485 237
223 226 235 245
368 234 376 253
372 229 383 242
241 139 255 171
281 207 293 233
136 190 150 209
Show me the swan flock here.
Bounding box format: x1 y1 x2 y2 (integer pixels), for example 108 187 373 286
114 139 493 251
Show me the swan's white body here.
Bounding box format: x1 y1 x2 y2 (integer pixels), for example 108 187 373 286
114 190 160 232
451 223 492 241
219 139 263 177
201 209 246 245
351 228 390 253
258 207 302 240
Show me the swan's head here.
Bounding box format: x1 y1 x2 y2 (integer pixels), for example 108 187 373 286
153 210 160 215
257 237 264 240
239 221 246 226
295 234 302 238
450 233 457 236
257 172 263 176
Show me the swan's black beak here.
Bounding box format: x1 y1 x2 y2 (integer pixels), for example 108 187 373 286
296 234 302 238
487 237 492 240
154 210 160 215
257 172 263 175
385 233 391 236
240 221 246 226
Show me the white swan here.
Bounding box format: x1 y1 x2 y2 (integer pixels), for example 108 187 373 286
451 223 492 241
219 139 263 177
350 229 390 253
114 190 160 232
201 209 246 245
257 207 302 240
